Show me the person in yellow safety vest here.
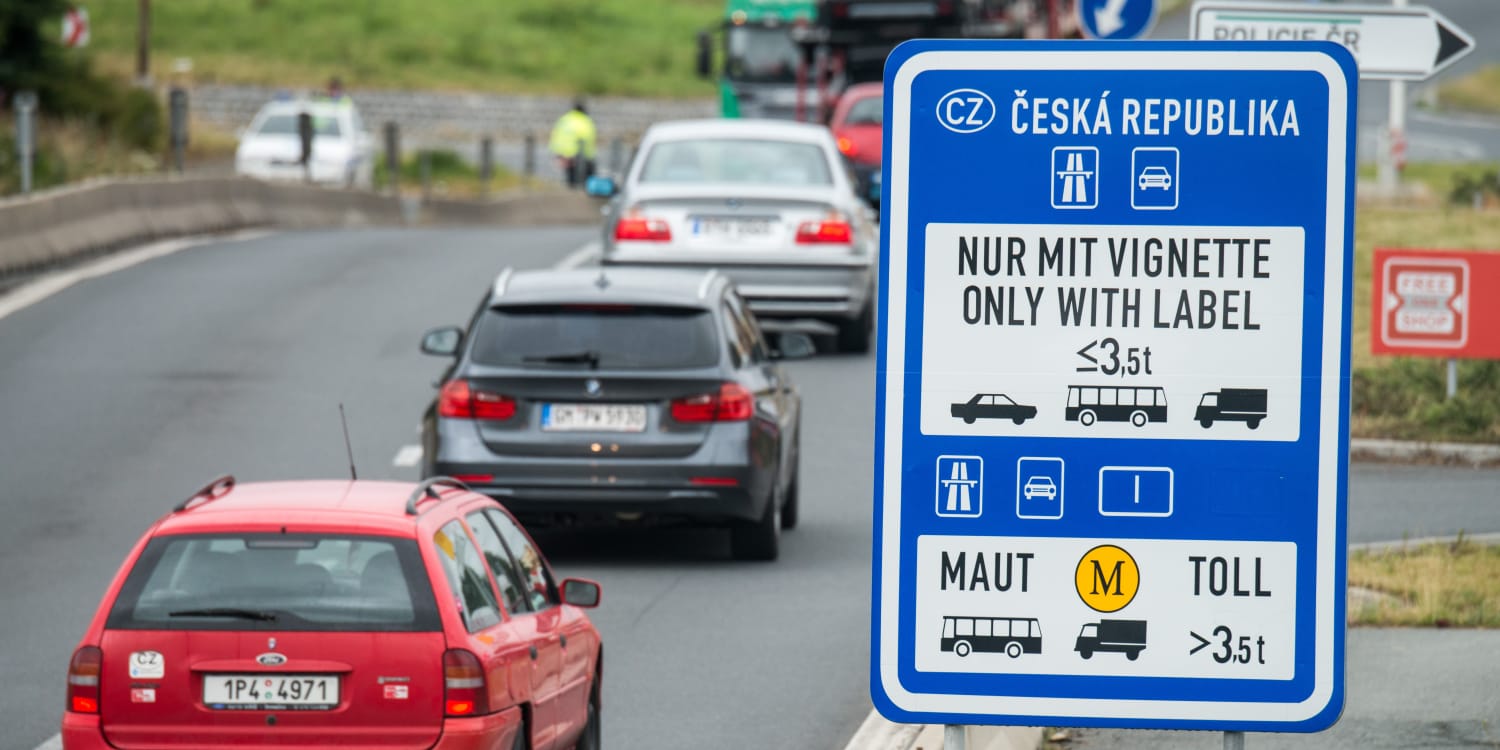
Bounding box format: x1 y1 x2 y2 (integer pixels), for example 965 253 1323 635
549 99 598 188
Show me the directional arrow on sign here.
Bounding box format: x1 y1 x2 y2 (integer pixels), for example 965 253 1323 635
1190 2 1474 81
1190 631 1210 655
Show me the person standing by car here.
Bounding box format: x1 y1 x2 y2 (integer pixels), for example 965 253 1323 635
549 98 597 188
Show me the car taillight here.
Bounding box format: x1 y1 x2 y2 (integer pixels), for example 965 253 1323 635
67 646 102 714
444 649 489 717
614 215 672 242
796 216 853 244
438 380 517 421
671 383 753 422
836 136 856 157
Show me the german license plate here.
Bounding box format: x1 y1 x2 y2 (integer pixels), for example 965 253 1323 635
542 403 648 432
203 674 338 710
691 216 774 239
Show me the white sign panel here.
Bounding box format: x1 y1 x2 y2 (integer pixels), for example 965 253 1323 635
1191 1 1474 81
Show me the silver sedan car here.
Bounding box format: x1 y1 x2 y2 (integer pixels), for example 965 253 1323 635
589 119 878 352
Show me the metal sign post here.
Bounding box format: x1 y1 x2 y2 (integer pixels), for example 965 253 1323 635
871 40 1355 732
14 90 38 195
168 87 189 174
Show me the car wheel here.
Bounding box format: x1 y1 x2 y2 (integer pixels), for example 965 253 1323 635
575 684 602 750
1200 418 1213 428
1248 419 1261 430
1127 649 1140 661
1079 410 1096 426
1012 417 1025 425
963 416 975 424
955 641 971 657
836 304 873 354
1131 411 1147 427
511 717 529 750
1007 642 1022 659
780 455 800 531
1079 650 1093 659
731 490 780 561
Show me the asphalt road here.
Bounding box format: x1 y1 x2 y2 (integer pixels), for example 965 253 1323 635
1154 0 1500 162
0 228 874 750
1 228 1498 750
1062 628 1500 749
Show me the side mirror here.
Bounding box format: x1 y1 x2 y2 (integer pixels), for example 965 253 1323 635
561 578 601 608
770 332 817 360
420 326 463 356
585 175 617 198
696 30 713 79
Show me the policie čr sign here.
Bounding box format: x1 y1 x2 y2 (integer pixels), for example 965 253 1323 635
871 41 1355 731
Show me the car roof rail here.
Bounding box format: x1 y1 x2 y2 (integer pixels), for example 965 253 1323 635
173 474 236 513
491 267 515 299
404 476 472 516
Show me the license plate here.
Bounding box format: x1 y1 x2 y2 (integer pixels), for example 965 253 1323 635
691 216 774 239
542 403 648 432
203 674 339 710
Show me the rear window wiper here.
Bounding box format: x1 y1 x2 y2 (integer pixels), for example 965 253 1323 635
522 350 601 368
168 607 279 622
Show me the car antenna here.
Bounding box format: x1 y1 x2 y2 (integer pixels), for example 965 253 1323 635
339 403 358 480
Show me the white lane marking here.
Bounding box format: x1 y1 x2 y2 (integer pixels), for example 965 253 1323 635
392 444 424 467
0 230 274 323
558 241 600 270
31 733 61 750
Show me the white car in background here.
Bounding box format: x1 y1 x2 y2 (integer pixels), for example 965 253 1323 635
234 98 375 189
589 119 879 352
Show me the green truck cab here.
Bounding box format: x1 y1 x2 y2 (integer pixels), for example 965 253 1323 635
698 0 817 119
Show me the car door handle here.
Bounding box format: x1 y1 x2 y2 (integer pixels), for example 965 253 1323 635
529 645 539 660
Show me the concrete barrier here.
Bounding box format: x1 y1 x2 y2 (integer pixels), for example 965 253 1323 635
0 176 603 278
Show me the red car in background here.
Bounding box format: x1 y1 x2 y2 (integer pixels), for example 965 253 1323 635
62 476 602 750
827 82 884 209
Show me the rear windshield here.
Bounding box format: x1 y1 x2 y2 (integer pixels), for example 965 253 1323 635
639 138 833 186
470 304 719 369
844 95 883 126
253 113 343 137
106 534 441 632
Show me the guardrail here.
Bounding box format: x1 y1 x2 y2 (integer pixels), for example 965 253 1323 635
0 176 604 278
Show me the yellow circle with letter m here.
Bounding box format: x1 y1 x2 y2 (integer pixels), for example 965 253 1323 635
1075 544 1139 613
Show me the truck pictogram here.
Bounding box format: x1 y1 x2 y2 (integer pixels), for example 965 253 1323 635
1194 388 1268 429
1074 619 1148 660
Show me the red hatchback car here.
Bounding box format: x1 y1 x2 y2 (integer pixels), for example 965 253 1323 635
62 476 602 750
827 81 883 205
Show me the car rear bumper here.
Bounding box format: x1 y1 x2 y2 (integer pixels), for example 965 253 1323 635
602 256 874 322
62 712 107 749
434 464 763 524
435 706 524 749
62 710 517 750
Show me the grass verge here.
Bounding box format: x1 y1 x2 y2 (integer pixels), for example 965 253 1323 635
1435 64 1500 116
81 0 722 97
1349 538 1500 627
1350 191 1500 443
375 149 522 197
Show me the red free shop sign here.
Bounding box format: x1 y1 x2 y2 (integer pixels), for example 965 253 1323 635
1372 248 1500 358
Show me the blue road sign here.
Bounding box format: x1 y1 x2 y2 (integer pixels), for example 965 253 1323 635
872 41 1355 731
1079 0 1157 40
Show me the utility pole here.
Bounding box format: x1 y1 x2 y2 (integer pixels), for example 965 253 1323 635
136 0 151 86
